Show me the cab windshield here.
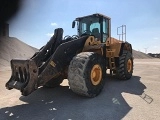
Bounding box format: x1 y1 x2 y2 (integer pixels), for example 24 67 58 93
78 17 100 39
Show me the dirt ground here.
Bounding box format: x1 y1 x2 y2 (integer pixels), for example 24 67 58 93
0 59 160 120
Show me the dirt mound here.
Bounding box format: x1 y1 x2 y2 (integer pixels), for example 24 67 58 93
0 37 38 71
133 50 153 59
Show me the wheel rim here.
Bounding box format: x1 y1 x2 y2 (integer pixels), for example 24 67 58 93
91 64 102 85
127 59 132 72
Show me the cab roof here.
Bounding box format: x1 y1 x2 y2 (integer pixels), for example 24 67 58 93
75 13 111 20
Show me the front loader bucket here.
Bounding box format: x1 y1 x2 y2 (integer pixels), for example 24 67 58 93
5 28 64 96
6 59 38 96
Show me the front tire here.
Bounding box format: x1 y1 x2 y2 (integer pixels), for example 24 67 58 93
68 52 106 97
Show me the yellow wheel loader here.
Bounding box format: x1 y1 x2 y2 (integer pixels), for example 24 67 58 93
6 13 133 97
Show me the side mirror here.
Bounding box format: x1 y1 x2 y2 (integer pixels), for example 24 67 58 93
72 21 75 28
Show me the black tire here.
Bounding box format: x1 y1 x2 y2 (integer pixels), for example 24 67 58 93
116 50 133 80
68 52 106 97
44 76 63 88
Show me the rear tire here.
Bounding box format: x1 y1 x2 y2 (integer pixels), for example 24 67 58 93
68 52 106 97
116 50 133 80
44 76 63 88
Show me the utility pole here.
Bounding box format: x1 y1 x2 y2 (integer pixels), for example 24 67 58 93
144 47 148 54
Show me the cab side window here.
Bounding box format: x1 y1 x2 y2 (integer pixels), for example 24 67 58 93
102 18 109 42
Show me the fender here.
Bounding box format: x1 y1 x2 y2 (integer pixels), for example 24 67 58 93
119 42 132 56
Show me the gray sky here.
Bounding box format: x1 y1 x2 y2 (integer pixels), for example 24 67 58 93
9 0 160 53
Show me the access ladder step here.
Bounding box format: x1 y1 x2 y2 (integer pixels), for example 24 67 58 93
109 57 116 70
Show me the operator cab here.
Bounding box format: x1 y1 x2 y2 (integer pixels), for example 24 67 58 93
72 13 111 43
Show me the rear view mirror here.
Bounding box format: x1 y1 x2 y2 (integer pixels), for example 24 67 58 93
72 21 75 28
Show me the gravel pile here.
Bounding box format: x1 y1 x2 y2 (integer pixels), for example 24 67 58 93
133 49 153 59
0 37 38 71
